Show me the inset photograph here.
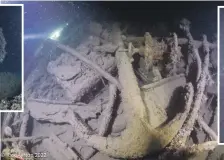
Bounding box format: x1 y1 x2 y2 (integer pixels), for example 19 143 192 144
0 4 23 111
219 6 224 144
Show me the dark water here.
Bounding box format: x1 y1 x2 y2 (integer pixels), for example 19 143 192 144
16 1 219 52
10 1 218 77
95 1 219 39
0 6 22 76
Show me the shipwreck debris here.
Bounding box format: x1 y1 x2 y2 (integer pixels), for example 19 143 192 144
6 18 218 160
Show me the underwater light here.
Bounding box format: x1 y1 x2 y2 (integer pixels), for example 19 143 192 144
24 33 46 40
48 22 69 40
49 27 63 40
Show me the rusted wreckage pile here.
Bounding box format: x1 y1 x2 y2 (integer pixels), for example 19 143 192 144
1 19 221 160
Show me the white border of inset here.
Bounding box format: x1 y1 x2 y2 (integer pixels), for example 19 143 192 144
218 6 222 145
0 4 24 112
